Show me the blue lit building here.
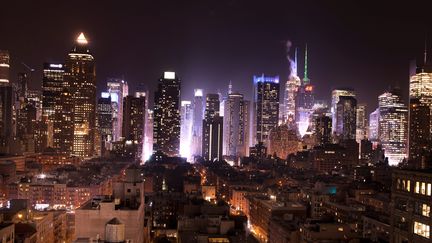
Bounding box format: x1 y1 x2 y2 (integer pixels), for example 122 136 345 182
253 74 280 145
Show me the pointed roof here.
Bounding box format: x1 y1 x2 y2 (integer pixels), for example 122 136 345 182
76 32 88 45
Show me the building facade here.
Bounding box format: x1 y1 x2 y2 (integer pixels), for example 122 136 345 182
253 74 280 146
64 33 96 158
153 72 181 156
223 92 250 157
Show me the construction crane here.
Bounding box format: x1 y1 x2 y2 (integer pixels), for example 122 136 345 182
21 62 35 72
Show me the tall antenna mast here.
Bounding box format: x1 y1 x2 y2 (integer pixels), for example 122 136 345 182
303 44 309 84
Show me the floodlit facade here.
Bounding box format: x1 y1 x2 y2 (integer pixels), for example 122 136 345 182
153 72 181 156
378 89 408 165
191 89 204 158
64 33 96 158
369 108 380 142
180 100 193 160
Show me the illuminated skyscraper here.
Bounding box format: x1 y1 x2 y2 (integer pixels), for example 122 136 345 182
0 50 10 85
331 88 356 136
42 62 73 154
335 96 357 140
283 48 301 123
64 33 96 158
408 60 432 168
223 92 250 157
97 97 113 156
105 78 129 141
153 71 181 156
369 108 380 142
295 46 314 137
378 88 408 165
202 94 223 161
253 74 280 145
191 89 204 158
180 100 193 160
315 114 332 146
143 109 153 162
356 104 367 143
122 93 146 160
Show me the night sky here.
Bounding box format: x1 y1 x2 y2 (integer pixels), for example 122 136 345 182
1 1 431 112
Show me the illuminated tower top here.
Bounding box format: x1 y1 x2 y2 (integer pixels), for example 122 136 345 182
76 32 88 45
303 44 309 84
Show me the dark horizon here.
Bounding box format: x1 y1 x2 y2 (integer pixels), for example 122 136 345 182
1 1 432 111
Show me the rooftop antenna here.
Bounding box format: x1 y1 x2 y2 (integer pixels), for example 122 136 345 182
303 44 309 84
424 36 428 65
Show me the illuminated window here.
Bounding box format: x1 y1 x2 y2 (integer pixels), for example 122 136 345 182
423 204 430 217
414 221 430 238
407 180 411 192
416 181 420 194
428 183 432 196
422 182 427 195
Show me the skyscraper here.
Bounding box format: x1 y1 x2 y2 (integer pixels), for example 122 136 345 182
378 88 408 165
0 86 13 149
283 48 301 123
64 33 96 158
123 93 146 160
331 89 356 136
408 60 432 168
105 78 129 141
202 94 223 161
180 100 193 160
223 92 250 158
369 108 380 142
42 62 73 154
315 114 332 146
295 45 315 137
191 89 204 158
0 50 10 85
143 109 153 162
0 50 12 150
335 96 357 140
153 71 181 157
97 97 113 156
356 104 367 143
253 74 280 146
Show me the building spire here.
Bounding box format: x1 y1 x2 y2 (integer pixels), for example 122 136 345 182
303 44 309 84
228 80 232 94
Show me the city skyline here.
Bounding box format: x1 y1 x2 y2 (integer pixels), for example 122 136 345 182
3 2 432 243
1 1 432 111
